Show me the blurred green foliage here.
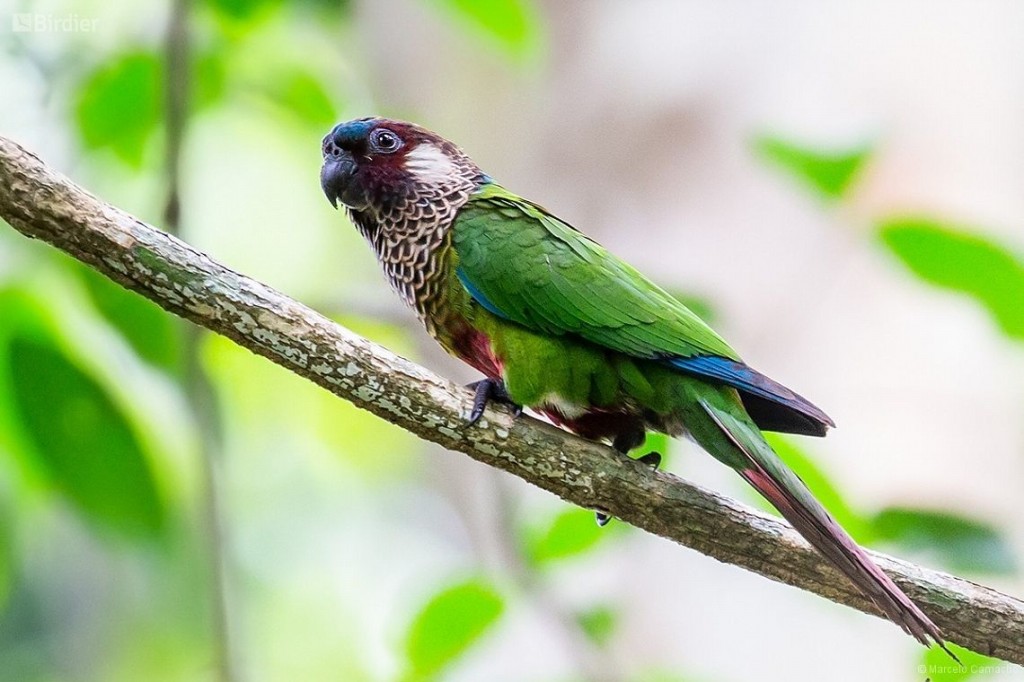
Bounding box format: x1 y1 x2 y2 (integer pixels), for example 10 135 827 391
753 139 1021 580
208 0 284 24
522 506 625 566
575 604 617 647
432 0 542 59
754 136 1024 676
760 433 1016 575
74 46 224 168
258 67 338 128
402 578 505 679
871 507 1017 575
8 335 165 538
879 218 1024 339
921 643 1000 681
75 50 164 166
753 135 871 200
0 288 168 540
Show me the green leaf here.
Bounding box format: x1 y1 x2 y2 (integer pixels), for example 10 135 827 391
261 68 338 128
753 135 871 199
75 263 183 373
291 0 352 16
432 0 540 58
878 218 1024 339
207 0 282 23
524 506 614 566
761 434 870 541
404 579 504 677
194 51 227 111
576 605 616 647
75 51 162 167
870 507 1016 575
6 335 165 538
920 642 1001 681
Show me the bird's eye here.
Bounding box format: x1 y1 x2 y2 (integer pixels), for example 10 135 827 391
370 129 402 154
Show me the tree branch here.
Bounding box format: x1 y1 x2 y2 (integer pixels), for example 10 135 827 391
1 135 1022 663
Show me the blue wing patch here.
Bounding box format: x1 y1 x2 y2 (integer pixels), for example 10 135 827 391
668 355 834 433
669 355 767 395
457 266 509 319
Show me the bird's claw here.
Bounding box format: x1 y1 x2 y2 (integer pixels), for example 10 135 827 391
466 378 521 425
595 450 662 526
636 451 662 469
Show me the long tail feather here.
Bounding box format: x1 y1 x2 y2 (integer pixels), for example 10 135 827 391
696 398 956 657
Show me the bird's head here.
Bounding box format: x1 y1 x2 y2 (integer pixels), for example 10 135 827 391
320 117 484 216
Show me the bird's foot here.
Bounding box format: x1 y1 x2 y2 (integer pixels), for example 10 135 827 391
594 450 662 526
466 378 522 425
636 451 662 469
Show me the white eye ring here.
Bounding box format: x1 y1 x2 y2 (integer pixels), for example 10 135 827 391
370 128 402 154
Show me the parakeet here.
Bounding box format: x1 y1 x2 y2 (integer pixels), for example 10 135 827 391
320 117 948 651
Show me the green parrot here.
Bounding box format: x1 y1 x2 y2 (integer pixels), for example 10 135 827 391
320 117 949 651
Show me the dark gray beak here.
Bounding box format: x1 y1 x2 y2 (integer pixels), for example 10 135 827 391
320 129 360 209
320 154 356 209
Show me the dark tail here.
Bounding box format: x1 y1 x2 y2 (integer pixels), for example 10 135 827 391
694 397 956 658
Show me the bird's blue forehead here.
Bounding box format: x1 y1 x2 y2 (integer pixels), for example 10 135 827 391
330 119 375 147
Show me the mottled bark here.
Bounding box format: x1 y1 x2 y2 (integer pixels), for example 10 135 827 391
1 135 1022 663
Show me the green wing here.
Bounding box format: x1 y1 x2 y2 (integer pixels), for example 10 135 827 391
452 183 739 362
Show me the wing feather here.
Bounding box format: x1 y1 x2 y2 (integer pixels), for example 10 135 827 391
452 183 833 434
453 184 736 360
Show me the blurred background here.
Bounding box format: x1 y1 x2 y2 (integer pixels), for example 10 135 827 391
1 0 1023 680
